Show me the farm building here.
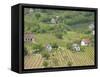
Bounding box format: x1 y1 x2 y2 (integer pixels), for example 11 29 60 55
88 23 95 35
29 8 34 14
89 23 94 30
81 39 90 46
51 18 56 24
24 8 34 15
72 43 80 52
51 16 59 24
92 30 95 35
24 32 35 43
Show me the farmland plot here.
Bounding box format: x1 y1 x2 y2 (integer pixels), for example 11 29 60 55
24 54 44 69
24 8 95 69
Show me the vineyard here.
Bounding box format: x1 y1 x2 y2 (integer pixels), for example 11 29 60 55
24 8 95 69
24 46 94 69
24 54 44 69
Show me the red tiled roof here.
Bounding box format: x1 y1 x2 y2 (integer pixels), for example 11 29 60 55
82 39 90 44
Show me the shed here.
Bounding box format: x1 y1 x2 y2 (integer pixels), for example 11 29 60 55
24 32 35 43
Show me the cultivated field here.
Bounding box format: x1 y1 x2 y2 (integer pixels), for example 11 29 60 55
24 8 95 69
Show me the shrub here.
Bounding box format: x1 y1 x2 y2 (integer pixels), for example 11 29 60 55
41 17 51 23
67 61 73 66
43 60 48 67
32 44 43 53
52 58 59 66
80 46 85 52
32 25 41 33
35 13 41 19
41 51 50 60
51 43 58 48
66 43 72 50
55 32 63 39
38 28 47 33
84 30 91 34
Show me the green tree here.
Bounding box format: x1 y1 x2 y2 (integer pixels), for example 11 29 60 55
43 60 48 67
35 13 41 19
67 61 73 66
55 32 63 39
41 51 50 60
51 43 58 48
32 44 43 53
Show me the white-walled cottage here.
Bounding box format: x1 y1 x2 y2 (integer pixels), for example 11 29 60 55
81 39 90 46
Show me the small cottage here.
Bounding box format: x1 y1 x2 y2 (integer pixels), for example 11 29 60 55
92 30 95 35
24 32 35 43
89 23 94 30
24 8 34 15
51 16 59 24
81 39 90 46
51 18 56 24
29 8 34 13
72 43 80 52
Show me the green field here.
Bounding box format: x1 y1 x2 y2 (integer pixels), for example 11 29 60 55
24 8 95 69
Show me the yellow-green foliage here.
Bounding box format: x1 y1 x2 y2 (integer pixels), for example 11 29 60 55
24 8 95 68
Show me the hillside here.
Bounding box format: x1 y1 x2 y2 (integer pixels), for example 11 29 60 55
24 8 95 69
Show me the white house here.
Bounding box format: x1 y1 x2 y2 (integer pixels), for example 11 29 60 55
51 18 56 24
29 8 34 13
51 16 59 24
72 43 80 52
92 30 95 35
81 39 90 46
89 23 94 30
